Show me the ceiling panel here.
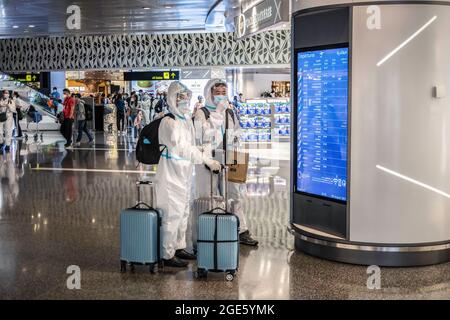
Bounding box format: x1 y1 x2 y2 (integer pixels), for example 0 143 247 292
0 0 219 38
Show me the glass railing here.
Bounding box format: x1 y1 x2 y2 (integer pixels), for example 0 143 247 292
0 71 57 120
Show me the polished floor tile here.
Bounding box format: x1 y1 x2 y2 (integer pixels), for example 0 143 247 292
0 132 449 300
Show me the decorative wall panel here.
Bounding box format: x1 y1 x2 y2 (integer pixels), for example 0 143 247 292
0 30 290 72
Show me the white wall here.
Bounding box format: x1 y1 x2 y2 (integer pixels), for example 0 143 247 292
238 73 290 99
350 4 450 244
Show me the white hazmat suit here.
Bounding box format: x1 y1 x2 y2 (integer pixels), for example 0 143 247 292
0 95 16 148
193 79 248 234
155 81 220 260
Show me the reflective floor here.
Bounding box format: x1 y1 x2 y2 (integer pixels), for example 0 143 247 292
0 132 449 300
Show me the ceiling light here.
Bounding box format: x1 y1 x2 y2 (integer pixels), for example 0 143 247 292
12 25 18 29
165 6 172 9
28 25 35 28
143 7 150 10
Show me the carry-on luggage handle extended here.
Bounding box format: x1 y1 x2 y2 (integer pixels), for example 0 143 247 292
136 180 155 207
208 165 230 214
133 180 162 267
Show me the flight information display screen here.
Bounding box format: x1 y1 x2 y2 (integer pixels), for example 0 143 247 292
296 47 349 202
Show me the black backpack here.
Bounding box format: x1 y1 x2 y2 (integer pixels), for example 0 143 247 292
136 113 175 165
192 107 235 125
85 104 93 121
192 107 210 123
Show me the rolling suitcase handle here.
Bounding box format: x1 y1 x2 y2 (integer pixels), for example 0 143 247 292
209 165 229 214
134 180 162 267
136 180 155 207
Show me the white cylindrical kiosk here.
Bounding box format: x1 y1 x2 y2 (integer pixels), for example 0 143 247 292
291 0 450 266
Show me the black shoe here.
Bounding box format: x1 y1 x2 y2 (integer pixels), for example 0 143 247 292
163 257 189 268
175 249 196 260
239 231 259 247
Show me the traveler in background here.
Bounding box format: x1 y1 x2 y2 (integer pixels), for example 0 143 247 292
149 93 158 120
133 110 143 138
61 88 76 148
233 95 239 108
115 94 126 135
128 92 139 137
74 94 94 147
51 87 61 116
12 92 24 139
238 93 244 103
51 87 61 101
193 95 204 116
192 79 258 247
102 93 110 105
154 91 167 116
156 81 221 268
0 90 15 152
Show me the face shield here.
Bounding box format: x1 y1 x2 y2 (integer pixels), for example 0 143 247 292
176 91 192 114
167 81 193 117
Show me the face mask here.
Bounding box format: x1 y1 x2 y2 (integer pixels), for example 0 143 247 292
177 100 190 114
213 95 227 105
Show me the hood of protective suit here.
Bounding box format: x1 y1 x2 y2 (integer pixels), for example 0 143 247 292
167 81 193 118
204 78 228 110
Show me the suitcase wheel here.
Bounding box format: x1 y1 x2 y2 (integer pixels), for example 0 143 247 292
197 269 208 279
120 261 127 273
149 263 156 274
226 272 235 282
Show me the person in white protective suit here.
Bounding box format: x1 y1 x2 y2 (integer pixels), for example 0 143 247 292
0 90 16 153
156 81 222 268
193 79 259 246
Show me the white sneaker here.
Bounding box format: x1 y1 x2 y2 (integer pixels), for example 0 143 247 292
74 142 81 147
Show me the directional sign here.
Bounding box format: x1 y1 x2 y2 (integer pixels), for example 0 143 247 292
124 71 180 81
9 73 41 83
235 0 289 39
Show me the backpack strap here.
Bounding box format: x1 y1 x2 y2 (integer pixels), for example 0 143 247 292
165 113 175 120
191 106 210 126
226 108 236 127
201 107 210 120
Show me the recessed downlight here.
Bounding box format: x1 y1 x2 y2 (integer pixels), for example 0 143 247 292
28 25 35 28
143 7 150 10
12 25 19 29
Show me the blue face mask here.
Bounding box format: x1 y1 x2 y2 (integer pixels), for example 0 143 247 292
213 95 228 105
177 100 190 113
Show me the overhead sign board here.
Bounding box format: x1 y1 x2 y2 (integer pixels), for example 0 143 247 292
181 69 211 80
124 71 180 81
9 73 41 82
235 0 289 39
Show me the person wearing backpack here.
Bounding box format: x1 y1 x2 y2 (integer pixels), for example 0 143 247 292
115 94 126 135
192 79 259 247
155 81 221 268
12 92 25 139
0 90 15 152
74 94 94 147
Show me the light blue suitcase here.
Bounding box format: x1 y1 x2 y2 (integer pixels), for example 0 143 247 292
120 181 162 273
196 167 240 281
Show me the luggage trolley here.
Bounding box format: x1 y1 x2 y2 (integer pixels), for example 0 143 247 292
24 107 43 142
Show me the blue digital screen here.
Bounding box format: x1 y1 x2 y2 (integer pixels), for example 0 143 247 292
296 47 349 202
